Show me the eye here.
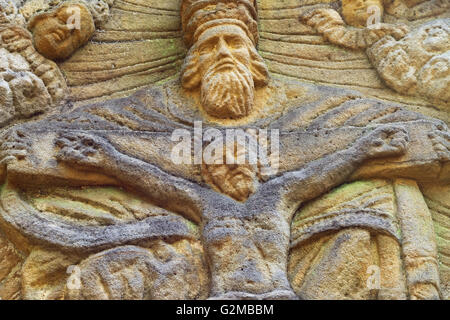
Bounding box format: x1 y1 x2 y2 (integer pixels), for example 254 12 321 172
227 37 245 49
198 41 216 55
56 11 70 23
199 45 212 55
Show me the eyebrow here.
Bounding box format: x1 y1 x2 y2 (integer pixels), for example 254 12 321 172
197 33 246 46
225 34 244 40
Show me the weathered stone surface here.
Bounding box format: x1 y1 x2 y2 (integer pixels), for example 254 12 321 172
28 2 95 60
394 179 441 299
289 179 408 299
420 181 450 299
0 25 67 126
0 229 23 300
65 242 208 300
0 0 448 300
21 247 80 299
367 19 449 104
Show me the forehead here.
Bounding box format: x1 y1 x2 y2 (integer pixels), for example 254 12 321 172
196 25 250 44
29 3 85 27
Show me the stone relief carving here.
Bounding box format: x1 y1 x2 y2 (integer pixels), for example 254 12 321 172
300 1 449 105
0 0 448 300
180 0 269 119
300 7 410 50
0 24 67 126
0 0 25 26
367 19 449 103
20 0 115 60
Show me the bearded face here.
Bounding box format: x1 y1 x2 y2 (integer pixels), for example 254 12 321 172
202 141 259 201
201 52 255 119
203 163 258 201
181 24 269 119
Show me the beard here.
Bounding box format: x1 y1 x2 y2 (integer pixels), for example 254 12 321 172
201 59 255 119
205 164 257 202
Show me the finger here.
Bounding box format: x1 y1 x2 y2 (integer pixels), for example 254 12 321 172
0 142 29 150
392 131 409 142
55 138 71 147
437 131 450 141
434 124 447 131
373 138 385 147
0 150 27 165
82 147 97 156
394 126 408 134
437 151 450 161
380 126 398 135
0 156 17 166
0 149 27 159
382 145 403 155
390 138 407 150
433 143 449 152
437 137 450 149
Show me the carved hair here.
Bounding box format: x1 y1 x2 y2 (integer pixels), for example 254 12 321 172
21 0 115 27
181 0 259 48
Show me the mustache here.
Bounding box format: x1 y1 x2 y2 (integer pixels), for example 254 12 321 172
204 57 243 78
227 166 255 180
225 166 257 200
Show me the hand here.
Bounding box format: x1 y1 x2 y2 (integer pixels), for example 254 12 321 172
356 125 409 160
429 125 450 162
55 131 112 168
366 23 409 41
0 128 31 167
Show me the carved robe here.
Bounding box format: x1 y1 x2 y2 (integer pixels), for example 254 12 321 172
0 75 448 299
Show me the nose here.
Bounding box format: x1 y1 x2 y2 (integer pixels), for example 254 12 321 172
217 37 231 58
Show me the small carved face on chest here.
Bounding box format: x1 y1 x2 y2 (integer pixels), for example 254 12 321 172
28 3 95 60
201 142 259 202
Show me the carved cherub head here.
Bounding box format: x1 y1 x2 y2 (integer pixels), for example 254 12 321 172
27 2 95 60
367 19 449 102
341 0 384 27
180 0 269 119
